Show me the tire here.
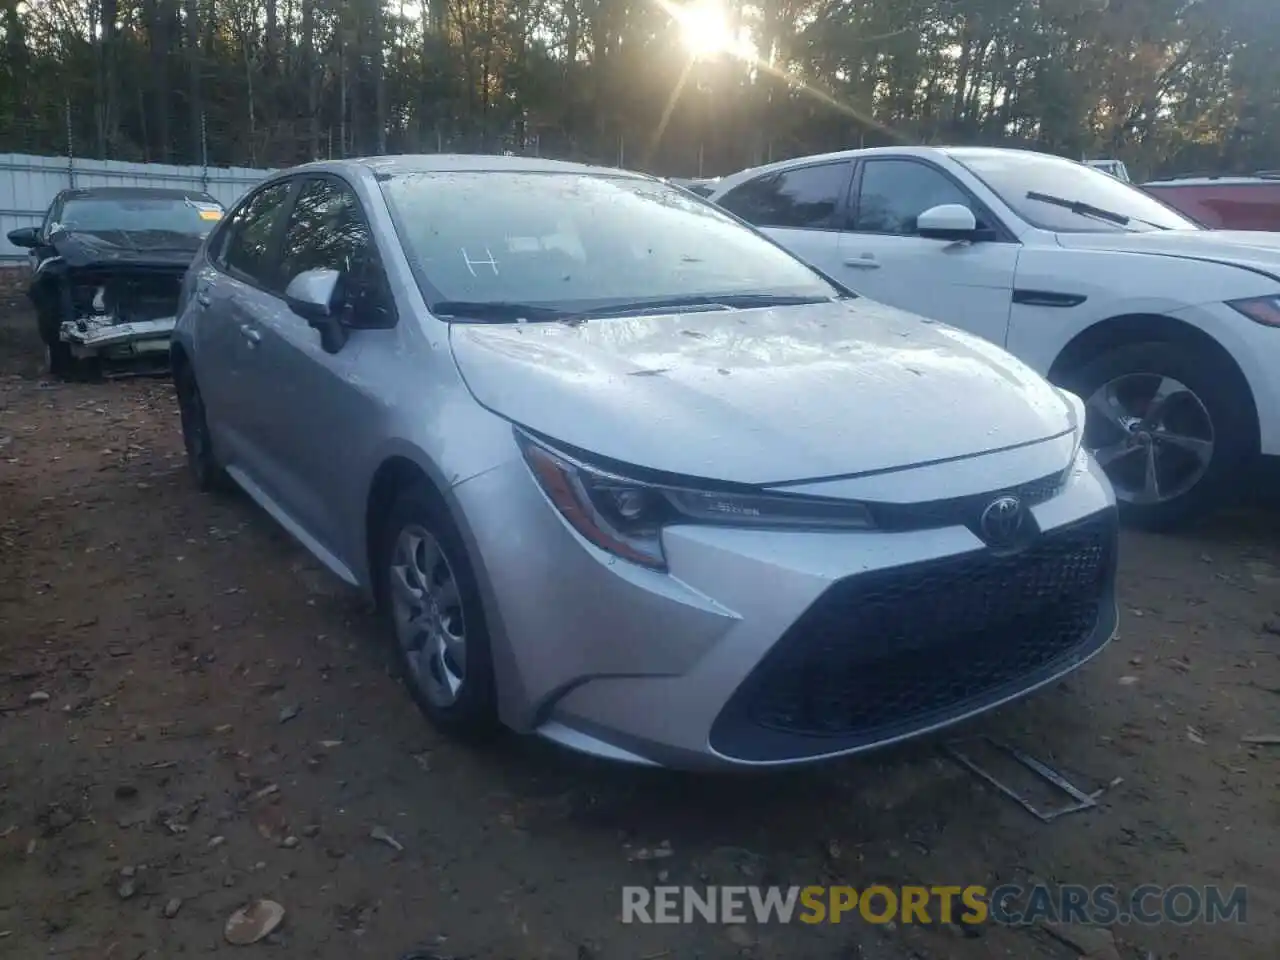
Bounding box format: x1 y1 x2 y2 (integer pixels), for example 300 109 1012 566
36 307 75 380
374 485 499 739
1057 340 1254 531
174 362 229 492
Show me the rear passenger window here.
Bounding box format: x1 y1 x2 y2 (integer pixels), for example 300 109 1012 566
717 162 851 230
221 182 292 285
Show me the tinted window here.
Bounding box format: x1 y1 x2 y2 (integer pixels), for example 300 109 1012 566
717 162 850 229
222 182 293 283
379 172 838 312
278 177 393 327
950 149 1196 233
854 160 981 235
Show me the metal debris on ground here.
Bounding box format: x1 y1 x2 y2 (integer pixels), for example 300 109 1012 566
943 737 1105 823
1241 733 1280 745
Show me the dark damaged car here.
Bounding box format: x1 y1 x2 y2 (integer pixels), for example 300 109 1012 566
6 187 225 378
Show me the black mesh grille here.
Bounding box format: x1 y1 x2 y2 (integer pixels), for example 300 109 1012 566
710 510 1117 760
868 470 1067 532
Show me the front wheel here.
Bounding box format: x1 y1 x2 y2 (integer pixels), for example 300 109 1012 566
36 307 75 379
375 486 499 740
1059 341 1255 531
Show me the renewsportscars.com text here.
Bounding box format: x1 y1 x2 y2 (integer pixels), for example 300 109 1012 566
621 884 1248 926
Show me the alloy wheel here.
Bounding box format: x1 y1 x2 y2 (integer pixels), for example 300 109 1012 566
389 524 468 708
1085 373 1215 505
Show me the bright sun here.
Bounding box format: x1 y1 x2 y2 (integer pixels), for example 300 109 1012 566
674 1 738 59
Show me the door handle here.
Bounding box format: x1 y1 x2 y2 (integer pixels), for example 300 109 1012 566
843 256 880 269
195 291 212 307
239 324 262 346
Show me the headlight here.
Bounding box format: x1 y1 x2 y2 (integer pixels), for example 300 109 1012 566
1227 295 1280 327
515 429 874 570
1055 386 1087 459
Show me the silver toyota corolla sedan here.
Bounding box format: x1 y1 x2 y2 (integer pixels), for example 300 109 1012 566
171 155 1119 770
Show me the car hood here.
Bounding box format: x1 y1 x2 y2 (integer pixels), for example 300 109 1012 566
448 299 1078 485
1056 229 1280 279
49 228 203 269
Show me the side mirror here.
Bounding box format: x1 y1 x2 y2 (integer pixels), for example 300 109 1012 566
284 268 348 353
6 226 39 249
917 204 979 240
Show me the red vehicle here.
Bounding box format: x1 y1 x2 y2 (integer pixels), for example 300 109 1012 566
1141 173 1280 231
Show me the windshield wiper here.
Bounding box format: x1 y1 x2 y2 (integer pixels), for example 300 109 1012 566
432 293 839 324
432 300 570 323
1025 191 1169 231
580 293 839 318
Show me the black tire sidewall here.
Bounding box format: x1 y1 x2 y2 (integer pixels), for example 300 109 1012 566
376 486 498 737
175 365 224 492
37 308 73 377
1059 340 1253 530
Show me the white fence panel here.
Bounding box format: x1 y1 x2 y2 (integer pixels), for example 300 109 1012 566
0 153 275 262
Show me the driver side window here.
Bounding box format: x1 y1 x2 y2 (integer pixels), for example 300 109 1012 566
854 160 988 236
276 176 395 328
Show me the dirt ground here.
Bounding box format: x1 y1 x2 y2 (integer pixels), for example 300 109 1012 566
1 302 1277 960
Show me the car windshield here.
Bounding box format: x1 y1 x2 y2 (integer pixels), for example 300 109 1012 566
56 195 224 237
378 171 841 318
949 150 1198 233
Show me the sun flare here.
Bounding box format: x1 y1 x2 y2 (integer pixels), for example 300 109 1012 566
673 1 738 59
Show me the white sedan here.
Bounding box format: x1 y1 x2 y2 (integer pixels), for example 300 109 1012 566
708 146 1280 530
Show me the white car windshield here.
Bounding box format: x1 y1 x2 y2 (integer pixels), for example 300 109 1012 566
379 171 842 319
950 149 1198 233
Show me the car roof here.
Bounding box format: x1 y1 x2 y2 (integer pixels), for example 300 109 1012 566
58 186 220 202
277 154 650 180
706 145 1087 194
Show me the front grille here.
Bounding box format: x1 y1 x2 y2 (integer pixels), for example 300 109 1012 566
868 469 1066 532
710 510 1117 761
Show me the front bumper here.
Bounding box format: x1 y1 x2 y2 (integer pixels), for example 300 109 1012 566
61 317 176 360
454 447 1119 770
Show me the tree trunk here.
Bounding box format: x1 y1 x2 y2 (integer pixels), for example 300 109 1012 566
186 0 201 165
373 0 387 153
302 0 318 159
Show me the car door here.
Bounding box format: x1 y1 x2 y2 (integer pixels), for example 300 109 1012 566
837 157 1019 347
195 178 297 480
247 174 397 567
714 160 853 277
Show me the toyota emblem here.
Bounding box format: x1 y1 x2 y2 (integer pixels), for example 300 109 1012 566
979 495 1024 546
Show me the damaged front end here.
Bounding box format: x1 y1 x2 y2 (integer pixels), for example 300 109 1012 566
34 259 188 377
62 269 185 368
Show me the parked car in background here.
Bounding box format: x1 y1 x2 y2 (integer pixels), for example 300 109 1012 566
668 176 720 197
1087 159 1131 182
1140 173 1280 231
6 187 225 378
171 155 1117 770
707 146 1280 530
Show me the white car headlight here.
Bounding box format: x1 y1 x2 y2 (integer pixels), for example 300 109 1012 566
1228 295 1280 327
515 428 874 570
1055 386 1088 462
